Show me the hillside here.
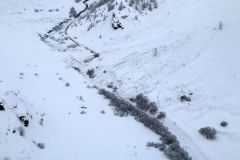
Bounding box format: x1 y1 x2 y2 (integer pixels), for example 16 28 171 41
1 0 240 160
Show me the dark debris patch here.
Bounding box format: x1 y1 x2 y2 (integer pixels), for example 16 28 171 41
220 121 228 127
0 102 5 111
33 141 45 149
18 116 29 127
86 69 95 78
80 110 87 114
180 95 191 102
37 143 45 149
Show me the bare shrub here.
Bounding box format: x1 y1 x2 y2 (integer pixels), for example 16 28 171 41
147 142 165 151
164 142 190 160
80 110 87 114
199 127 217 139
148 102 158 114
218 21 223 30
37 143 45 149
107 3 115 11
157 112 166 120
69 7 77 18
33 141 45 149
134 94 158 114
86 69 95 78
220 121 228 127
18 116 29 127
65 82 70 87
180 95 191 102
118 2 124 11
18 127 25 137
98 89 191 160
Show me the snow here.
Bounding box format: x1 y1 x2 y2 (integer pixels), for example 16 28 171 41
1 0 240 159
0 0 164 159
68 0 240 159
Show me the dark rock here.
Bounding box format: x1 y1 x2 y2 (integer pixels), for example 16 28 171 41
180 95 191 102
220 121 228 127
0 102 5 111
18 116 29 127
37 143 45 149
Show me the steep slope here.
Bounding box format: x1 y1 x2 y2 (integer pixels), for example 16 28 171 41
0 0 165 160
1 0 240 159
67 0 240 159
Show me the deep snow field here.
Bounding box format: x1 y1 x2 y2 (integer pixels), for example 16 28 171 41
1 0 240 160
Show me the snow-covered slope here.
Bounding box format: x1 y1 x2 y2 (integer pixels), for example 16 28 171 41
1 0 240 159
67 0 240 159
0 0 164 160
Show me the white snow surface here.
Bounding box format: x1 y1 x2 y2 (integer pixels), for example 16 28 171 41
1 0 240 160
0 0 163 160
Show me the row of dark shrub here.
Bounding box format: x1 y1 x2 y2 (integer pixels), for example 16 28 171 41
98 89 192 160
130 93 158 115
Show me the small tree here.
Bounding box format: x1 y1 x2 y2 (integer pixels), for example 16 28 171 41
199 127 217 139
141 2 148 10
37 143 45 149
218 21 223 30
118 2 124 11
69 7 77 18
220 121 228 127
86 69 95 78
129 0 134 6
153 1 158 8
157 112 166 120
18 116 29 127
18 127 25 136
148 3 152 11
180 95 191 102
107 3 115 11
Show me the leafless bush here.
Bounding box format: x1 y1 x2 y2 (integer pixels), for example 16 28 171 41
147 142 165 151
107 2 115 11
69 7 77 18
218 21 223 30
18 116 29 127
157 112 166 120
220 121 228 127
37 143 45 149
98 89 191 160
65 82 70 87
86 69 95 78
199 127 217 139
133 93 158 114
18 127 25 137
180 95 191 102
